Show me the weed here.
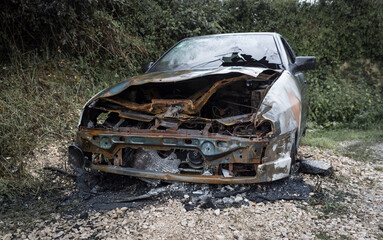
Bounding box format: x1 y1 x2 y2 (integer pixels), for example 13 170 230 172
331 174 350 184
339 235 351 240
320 199 347 217
309 194 348 220
315 231 333 240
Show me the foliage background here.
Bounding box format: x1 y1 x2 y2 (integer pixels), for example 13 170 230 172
0 0 382 194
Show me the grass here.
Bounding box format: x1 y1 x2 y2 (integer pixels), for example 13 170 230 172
301 125 383 162
309 190 350 220
315 231 351 240
0 55 129 198
302 126 383 149
315 231 333 240
319 199 348 217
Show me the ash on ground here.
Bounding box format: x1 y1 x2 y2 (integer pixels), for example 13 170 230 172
67 169 314 212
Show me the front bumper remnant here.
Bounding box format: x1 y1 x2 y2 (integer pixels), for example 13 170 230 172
70 125 293 184
90 155 291 184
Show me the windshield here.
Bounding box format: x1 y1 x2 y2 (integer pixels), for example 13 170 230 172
149 34 282 72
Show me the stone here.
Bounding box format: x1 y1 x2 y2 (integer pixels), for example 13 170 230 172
90 185 101 194
79 212 88 220
223 197 234 206
216 235 225 240
52 231 64 239
225 185 234 191
193 190 203 195
181 219 187 227
214 209 220 216
3 234 12 240
234 196 243 202
188 220 196 227
233 230 243 240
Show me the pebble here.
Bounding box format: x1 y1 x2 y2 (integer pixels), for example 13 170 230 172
214 209 220 216
234 196 243 202
193 190 203 195
188 220 196 228
2 234 12 240
181 219 187 227
216 235 225 240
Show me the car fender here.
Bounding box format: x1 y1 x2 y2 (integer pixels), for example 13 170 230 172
257 71 302 177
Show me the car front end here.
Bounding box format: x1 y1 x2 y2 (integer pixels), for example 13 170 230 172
69 66 302 184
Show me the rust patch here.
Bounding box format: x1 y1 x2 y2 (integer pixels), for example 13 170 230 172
101 75 250 115
91 164 264 184
287 91 301 127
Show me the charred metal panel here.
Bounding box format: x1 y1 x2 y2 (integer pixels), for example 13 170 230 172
77 127 267 164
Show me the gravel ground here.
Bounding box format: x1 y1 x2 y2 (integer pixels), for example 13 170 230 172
1 145 383 240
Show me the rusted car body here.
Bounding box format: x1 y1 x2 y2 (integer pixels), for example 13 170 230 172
69 33 315 184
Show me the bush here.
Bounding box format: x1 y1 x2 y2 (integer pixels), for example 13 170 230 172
308 61 383 128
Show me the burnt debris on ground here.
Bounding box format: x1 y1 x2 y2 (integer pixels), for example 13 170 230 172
0 163 320 230
66 168 314 212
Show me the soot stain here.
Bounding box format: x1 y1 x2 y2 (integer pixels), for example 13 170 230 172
66 169 314 212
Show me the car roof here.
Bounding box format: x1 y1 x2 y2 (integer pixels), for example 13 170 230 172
183 32 281 40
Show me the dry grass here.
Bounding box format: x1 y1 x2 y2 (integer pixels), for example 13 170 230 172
0 56 126 197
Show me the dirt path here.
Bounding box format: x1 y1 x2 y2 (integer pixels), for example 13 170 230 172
1 145 382 240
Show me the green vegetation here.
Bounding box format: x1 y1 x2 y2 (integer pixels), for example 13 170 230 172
315 231 333 240
0 57 126 197
319 199 348 218
315 232 351 240
1 0 383 197
309 194 349 220
301 125 383 162
302 126 383 149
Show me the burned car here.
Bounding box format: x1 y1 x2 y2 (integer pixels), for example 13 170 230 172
69 33 316 184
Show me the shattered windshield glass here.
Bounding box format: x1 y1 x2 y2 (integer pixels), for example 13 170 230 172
150 34 282 72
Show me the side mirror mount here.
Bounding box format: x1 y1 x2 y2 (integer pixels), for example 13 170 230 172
295 56 316 71
141 62 154 73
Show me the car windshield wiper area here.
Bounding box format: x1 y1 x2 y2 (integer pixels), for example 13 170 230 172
191 52 280 70
221 52 272 68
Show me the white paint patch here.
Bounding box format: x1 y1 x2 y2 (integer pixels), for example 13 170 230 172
272 144 277 151
271 155 291 181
